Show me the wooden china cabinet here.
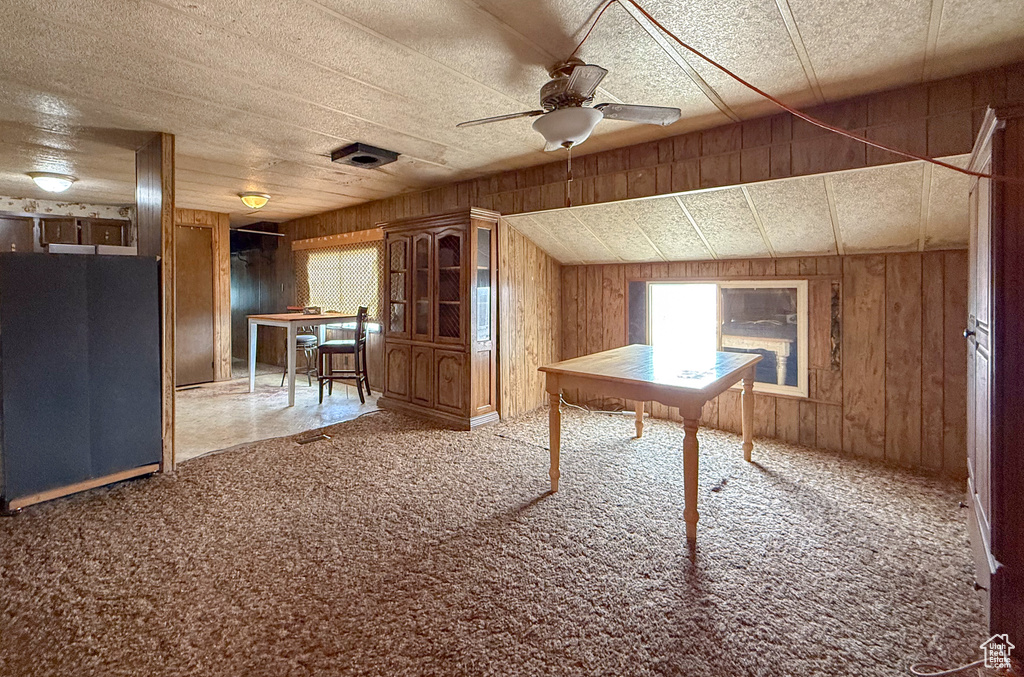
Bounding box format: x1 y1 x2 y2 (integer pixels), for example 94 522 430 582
379 208 499 429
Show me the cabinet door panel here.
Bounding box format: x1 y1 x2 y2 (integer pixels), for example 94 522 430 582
384 343 411 401
412 234 433 342
385 235 410 339
434 228 465 345
411 346 434 407
434 349 466 415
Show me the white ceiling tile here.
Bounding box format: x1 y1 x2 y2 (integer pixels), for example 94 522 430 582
571 202 661 261
785 0 933 101
526 209 617 262
830 162 924 252
925 155 971 249
679 188 769 258
745 177 836 256
930 0 1024 78
623 197 711 261
503 215 579 263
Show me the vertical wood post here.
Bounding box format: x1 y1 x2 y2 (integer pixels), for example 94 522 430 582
136 133 175 472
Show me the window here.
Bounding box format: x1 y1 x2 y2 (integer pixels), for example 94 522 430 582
642 280 809 397
294 242 384 319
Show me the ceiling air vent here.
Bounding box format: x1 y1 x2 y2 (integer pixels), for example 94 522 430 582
330 142 399 169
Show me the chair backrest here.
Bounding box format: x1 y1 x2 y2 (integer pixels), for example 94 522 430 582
355 306 368 345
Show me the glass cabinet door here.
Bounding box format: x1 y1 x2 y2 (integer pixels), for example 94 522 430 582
476 227 491 342
387 236 408 336
436 230 462 342
412 233 432 340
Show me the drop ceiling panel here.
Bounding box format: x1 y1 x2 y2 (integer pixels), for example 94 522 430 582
679 188 769 259
644 0 818 112
503 215 580 263
527 209 616 263
622 197 711 260
745 177 836 255
830 163 924 252
930 0 1024 79
571 202 661 261
925 155 971 249
786 0 933 101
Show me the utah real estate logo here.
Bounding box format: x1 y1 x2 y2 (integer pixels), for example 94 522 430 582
981 634 1015 670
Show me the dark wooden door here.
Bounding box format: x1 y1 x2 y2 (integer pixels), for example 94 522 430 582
175 225 215 385
966 108 1024 644
966 135 994 610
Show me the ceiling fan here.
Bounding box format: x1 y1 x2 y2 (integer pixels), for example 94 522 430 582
456 58 681 151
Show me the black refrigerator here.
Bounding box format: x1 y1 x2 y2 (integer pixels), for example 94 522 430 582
0 253 162 510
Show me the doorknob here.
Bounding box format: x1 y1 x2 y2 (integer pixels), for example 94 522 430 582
963 329 976 339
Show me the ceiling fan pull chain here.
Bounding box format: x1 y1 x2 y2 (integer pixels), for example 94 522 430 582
566 144 573 208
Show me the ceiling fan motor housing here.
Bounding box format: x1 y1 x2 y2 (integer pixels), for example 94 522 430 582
540 76 593 111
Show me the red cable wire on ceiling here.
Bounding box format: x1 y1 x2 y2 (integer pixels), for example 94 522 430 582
569 0 1020 185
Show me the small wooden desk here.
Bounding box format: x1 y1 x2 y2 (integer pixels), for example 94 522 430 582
247 313 355 407
539 344 762 541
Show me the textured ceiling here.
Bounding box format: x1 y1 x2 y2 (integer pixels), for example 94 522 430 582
0 0 1019 225
504 154 972 264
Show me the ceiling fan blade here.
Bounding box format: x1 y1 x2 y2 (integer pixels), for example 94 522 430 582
565 64 608 99
594 103 681 126
456 110 545 128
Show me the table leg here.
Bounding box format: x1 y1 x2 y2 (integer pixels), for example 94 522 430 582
286 323 297 407
248 320 257 393
682 417 700 541
742 375 755 462
549 392 560 492
634 400 644 438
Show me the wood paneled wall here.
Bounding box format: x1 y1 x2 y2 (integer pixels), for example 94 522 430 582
560 251 968 477
498 223 561 419
283 64 1023 242
174 208 232 381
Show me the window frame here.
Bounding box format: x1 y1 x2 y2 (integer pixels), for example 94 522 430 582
645 278 809 398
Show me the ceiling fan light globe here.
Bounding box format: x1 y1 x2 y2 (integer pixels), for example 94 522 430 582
532 107 603 151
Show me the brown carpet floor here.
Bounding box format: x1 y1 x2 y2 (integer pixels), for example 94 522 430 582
0 409 984 676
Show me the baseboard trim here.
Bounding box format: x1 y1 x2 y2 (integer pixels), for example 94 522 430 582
378 397 498 430
5 464 160 511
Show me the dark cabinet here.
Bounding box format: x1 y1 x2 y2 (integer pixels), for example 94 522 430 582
40 217 128 247
380 208 499 429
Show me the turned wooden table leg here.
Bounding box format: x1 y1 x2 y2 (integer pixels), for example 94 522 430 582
682 417 700 541
742 374 755 462
634 400 644 438
549 392 561 492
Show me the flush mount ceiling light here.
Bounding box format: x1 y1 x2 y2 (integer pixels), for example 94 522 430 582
239 192 271 209
28 172 76 193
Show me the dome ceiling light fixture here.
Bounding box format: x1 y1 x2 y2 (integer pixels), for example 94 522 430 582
239 192 271 209
28 172 76 193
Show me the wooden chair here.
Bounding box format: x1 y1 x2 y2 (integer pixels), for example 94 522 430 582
280 325 318 387
317 306 371 404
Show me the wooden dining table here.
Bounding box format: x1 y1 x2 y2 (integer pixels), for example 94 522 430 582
247 312 355 407
539 344 762 542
